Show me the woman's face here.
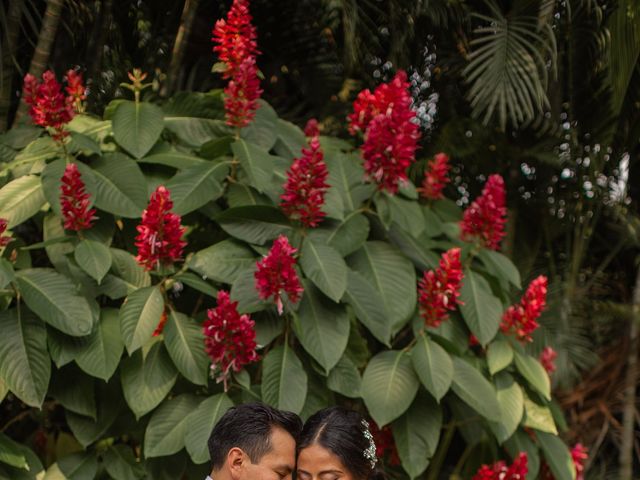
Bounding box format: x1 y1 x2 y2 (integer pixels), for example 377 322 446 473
296 443 356 480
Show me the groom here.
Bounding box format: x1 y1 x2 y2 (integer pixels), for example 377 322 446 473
206 402 302 480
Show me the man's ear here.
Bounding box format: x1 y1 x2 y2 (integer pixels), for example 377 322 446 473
227 447 247 479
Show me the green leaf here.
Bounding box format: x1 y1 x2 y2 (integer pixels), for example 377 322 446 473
348 241 416 334
537 431 576 480
362 351 419 426
16 269 93 336
144 394 201 458
459 270 503 345
74 239 112 284
325 151 371 211
393 393 442 478
487 339 514 375
58 452 98 480
200 136 233 159
189 239 256 284
50 368 96 419
514 351 551 400
451 357 501 422
300 239 347 303
523 395 557 434
231 139 276 193
324 212 370 256
327 355 362 398
490 372 524 443
216 206 293 245
165 117 231 148
112 101 164 158
342 270 391 345
103 445 145 480
185 394 234 464
411 333 453 402
479 249 521 289
274 119 306 159
75 309 124 381
227 183 272 207
254 310 284 346
230 265 270 313
174 272 218 297
166 161 228 215
66 383 122 448
0 259 15 289
375 192 425 238
120 286 165 355
164 311 209 386
293 282 349 373
0 433 29 470
110 248 150 289
240 101 278 150
120 342 178 419
261 345 307 414
139 152 205 169
387 228 439 271
0 175 45 227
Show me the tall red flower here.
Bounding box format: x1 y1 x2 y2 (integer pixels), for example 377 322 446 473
60 163 97 231
212 0 258 78
0 219 12 247
539 346 558 375
500 275 548 343
135 186 186 271
280 136 329 228
304 118 320 138
255 235 303 314
203 290 259 389
223 56 263 128
421 152 451 200
64 69 87 112
418 248 464 328
460 174 507 250
571 443 588 480
369 421 401 466
348 71 421 194
473 452 528 480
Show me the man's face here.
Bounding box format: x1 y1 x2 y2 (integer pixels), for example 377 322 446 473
240 427 297 480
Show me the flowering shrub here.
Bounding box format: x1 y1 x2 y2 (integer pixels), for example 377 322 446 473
0 1 581 479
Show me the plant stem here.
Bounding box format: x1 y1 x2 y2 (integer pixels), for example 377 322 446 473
426 421 456 480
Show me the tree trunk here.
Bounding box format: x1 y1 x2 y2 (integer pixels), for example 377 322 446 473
161 0 201 97
87 0 112 92
13 0 66 125
0 0 25 131
619 265 640 479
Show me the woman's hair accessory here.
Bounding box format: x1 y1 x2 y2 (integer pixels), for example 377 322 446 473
361 419 377 469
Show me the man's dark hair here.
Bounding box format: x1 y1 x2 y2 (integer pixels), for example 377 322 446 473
208 402 302 469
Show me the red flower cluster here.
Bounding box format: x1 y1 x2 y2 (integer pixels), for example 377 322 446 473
500 275 548 343
472 452 528 480
418 248 464 328
212 0 262 127
539 346 557 375
347 71 421 194
135 186 186 271
571 443 588 480
0 219 12 247
203 290 259 388
369 421 400 466
254 235 303 314
460 174 507 250
22 70 85 141
304 118 320 138
280 136 329 228
60 163 97 231
421 152 451 200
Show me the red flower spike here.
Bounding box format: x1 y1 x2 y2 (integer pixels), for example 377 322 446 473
152 310 168 337
304 118 320 138
539 346 558 375
60 163 97 232
421 152 451 200
223 56 263 128
203 290 259 389
460 174 507 250
500 275 548 343
369 421 401 466
418 248 464 328
254 235 303 314
64 69 86 112
135 186 187 271
280 136 329 228
212 0 259 79
571 443 588 480
0 219 12 247
473 452 528 480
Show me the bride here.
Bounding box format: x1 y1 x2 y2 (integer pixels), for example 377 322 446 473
296 407 386 480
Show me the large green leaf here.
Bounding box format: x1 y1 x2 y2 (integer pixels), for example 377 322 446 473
231 139 276 193
0 310 49 407
361 351 419 426
504 430 541 478
300 238 347 303
451 357 501 422
230 265 270 313
163 93 230 147
189 239 256 284
139 152 205 169
0 433 29 470
119 286 165 355
490 372 524 443
49 367 96 419
120 342 178 419
185 394 234 464
327 355 362 398
479 250 521 289
75 309 124 381
240 100 278 150
144 394 201 458
487 339 514 375
58 452 98 480
273 119 306 159
74 239 112 284
112 101 164 158
387 228 439 271
324 151 372 212
16 269 93 336
523 395 557 434
411 333 453 402
227 183 272 207
514 351 551 400
0 175 45 227
459 270 503 345
293 282 349 373
166 161 228 215
324 212 370 256
537 431 576 480
110 248 150 289
164 311 209 386
103 445 145 480
342 270 391 345
66 382 123 448
375 192 425 238
261 345 307 414
216 206 293 245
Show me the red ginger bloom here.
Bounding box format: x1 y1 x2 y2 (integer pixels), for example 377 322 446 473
571 443 588 480
500 275 548 343
60 163 97 231
255 235 303 314
461 174 507 250
212 0 258 79
348 71 421 194
0 219 12 247
539 346 557 374
421 152 451 200
203 290 259 389
280 136 329 228
472 452 528 480
64 69 86 112
135 186 186 271
223 56 263 128
304 118 320 138
418 248 464 328
369 421 400 466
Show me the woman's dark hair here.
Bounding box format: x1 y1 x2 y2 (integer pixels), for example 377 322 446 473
298 407 386 480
